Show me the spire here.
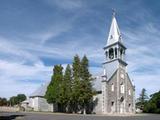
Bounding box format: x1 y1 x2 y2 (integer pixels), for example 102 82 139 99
107 10 122 46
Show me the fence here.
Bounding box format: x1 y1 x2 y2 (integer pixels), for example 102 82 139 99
0 106 19 112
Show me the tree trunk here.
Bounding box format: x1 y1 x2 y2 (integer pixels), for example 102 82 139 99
83 105 86 115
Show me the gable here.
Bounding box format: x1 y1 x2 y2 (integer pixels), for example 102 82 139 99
126 73 135 90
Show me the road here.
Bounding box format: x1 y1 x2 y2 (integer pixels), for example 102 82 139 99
0 112 160 120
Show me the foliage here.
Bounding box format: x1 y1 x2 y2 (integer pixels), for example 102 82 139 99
17 94 27 103
45 55 95 113
61 64 72 112
45 65 63 105
9 94 26 106
136 88 148 110
0 97 8 106
143 91 160 113
78 55 94 114
71 55 81 113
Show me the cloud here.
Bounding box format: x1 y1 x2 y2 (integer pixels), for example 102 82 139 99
0 0 159 100
45 0 83 10
28 23 72 44
123 21 160 97
0 59 53 98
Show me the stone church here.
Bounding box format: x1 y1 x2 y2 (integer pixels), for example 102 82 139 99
24 12 135 114
93 12 135 114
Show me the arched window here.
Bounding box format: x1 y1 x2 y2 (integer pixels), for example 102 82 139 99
120 48 123 59
115 48 117 58
109 48 114 59
128 89 131 95
120 83 124 93
105 51 108 58
111 83 114 91
120 48 123 55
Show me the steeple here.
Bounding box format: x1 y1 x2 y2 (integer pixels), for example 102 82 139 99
107 10 122 46
103 11 126 63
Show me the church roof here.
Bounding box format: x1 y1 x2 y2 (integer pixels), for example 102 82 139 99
106 12 122 46
29 82 49 98
93 75 102 91
29 75 103 98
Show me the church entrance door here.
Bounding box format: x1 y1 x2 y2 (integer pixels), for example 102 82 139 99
120 97 125 114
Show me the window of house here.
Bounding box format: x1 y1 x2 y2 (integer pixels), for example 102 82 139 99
111 83 114 91
109 48 114 59
105 51 108 59
128 104 131 107
115 48 117 58
120 83 124 93
111 101 114 106
128 89 131 95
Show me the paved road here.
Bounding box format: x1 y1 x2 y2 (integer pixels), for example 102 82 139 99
0 112 160 120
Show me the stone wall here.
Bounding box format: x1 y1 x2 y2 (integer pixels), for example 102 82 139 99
0 106 19 112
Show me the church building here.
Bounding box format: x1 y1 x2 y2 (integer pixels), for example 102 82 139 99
25 12 135 114
93 12 135 114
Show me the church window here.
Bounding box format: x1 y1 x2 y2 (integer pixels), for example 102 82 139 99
110 35 113 39
128 89 131 95
120 73 124 79
105 51 108 58
115 48 117 58
111 101 114 106
120 48 123 55
120 83 124 93
120 48 123 59
111 83 114 91
109 48 114 59
128 104 131 107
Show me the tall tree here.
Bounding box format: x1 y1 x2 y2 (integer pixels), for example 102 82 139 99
72 54 81 79
71 55 81 113
17 94 26 103
9 94 26 106
45 65 63 111
144 91 160 113
0 97 8 106
137 88 148 110
60 64 72 112
79 55 94 114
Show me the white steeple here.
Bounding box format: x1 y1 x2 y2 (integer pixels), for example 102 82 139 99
107 11 122 46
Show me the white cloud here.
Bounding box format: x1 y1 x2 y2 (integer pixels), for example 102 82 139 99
123 22 160 97
46 0 83 10
0 1 159 100
0 59 52 99
28 23 72 44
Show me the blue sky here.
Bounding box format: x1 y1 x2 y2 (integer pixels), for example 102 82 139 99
0 0 160 99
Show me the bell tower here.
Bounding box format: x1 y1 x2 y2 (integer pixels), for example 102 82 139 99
103 11 127 79
101 11 135 114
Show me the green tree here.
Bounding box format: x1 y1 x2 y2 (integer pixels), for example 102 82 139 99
45 65 63 111
137 88 148 110
71 55 81 113
9 96 18 106
9 94 26 106
63 64 72 112
144 91 160 113
45 55 95 114
79 55 94 114
17 94 26 103
0 97 8 106
59 64 72 112
72 55 81 79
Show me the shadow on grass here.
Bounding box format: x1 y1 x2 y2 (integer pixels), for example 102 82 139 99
0 115 25 120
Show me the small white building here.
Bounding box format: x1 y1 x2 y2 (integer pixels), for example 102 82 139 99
28 83 53 112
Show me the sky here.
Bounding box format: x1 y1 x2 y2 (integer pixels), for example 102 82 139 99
0 0 160 99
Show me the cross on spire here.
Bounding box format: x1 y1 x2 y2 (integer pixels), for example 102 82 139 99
112 8 116 17
106 9 122 46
